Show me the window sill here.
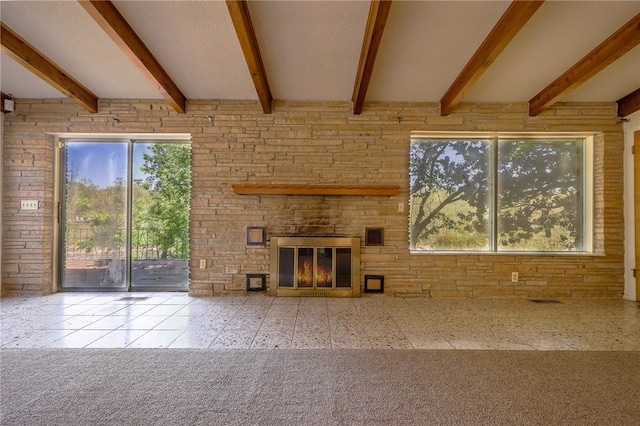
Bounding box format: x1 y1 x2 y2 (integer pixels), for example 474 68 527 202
409 250 604 257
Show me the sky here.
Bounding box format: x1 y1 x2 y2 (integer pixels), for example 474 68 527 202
65 142 151 188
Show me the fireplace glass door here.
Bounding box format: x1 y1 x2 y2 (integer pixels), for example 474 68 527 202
316 248 332 288
335 248 352 287
278 247 295 287
271 237 360 297
297 248 314 288
277 245 351 290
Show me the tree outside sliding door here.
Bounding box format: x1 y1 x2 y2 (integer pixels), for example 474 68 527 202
60 140 191 291
131 143 191 289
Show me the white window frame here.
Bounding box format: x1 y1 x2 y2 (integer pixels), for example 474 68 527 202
409 132 594 254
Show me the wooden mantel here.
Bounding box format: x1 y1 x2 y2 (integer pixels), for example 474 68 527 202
232 183 399 196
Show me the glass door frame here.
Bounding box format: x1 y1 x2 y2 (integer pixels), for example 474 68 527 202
635 130 639 301
56 137 191 292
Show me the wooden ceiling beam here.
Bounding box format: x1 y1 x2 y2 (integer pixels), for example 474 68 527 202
440 0 544 116
226 0 272 114
0 22 99 113
352 0 392 115
617 88 640 118
529 13 640 117
78 0 187 113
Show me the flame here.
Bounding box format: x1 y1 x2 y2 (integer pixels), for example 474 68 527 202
316 263 332 287
295 249 334 288
297 259 333 287
297 260 313 287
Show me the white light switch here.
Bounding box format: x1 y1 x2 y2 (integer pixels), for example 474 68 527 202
20 200 38 210
3 98 15 112
398 202 404 213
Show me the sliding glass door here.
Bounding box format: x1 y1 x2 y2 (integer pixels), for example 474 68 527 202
61 142 128 289
60 140 190 291
130 143 190 289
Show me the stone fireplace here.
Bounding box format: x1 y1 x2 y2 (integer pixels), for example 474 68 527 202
270 236 360 297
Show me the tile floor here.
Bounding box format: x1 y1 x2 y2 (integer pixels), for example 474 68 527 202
1 292 639 350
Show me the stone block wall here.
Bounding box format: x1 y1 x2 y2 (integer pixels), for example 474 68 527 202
1 99 625 298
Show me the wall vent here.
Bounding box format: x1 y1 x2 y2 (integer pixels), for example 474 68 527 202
299 291 330 297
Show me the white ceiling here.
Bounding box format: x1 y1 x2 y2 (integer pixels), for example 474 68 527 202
1 1 639 111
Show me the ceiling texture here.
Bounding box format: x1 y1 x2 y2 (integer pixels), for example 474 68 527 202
1 0 639 117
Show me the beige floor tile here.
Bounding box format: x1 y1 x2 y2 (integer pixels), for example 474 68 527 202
2 329 75 348
119 316 168 330
1 293 638 351
126 329 184 348
440 331 494 350
154 316 191 330
331 331 372 349
295 315 329 329
251 329 293 349
49 329 112 348
209 330 257 349
86 330 148 348
404 331 455 350
257 315 296 330
168 329 220 348
484 333 538 350
368 334 413 349
292 329 331 349
224 315 266 331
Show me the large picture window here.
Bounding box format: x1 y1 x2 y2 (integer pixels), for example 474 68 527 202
409 134 592 253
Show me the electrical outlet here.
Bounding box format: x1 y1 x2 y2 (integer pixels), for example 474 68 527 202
511 272 519 283
20 200 38 210
199 259 206 269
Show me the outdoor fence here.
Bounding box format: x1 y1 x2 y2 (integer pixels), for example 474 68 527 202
65 227 189 260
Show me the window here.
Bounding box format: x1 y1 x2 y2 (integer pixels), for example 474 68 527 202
409 134 593 253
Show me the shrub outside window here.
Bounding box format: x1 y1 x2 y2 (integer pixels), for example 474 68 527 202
409 134 592 253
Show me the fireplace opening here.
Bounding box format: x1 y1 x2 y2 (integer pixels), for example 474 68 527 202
270 237 360 297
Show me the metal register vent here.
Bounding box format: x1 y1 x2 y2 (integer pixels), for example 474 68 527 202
270 237 360 298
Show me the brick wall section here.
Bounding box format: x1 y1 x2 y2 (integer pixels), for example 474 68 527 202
1 99 624 298
2 129 55 296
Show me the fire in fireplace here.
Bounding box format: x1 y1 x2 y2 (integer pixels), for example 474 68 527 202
270 237 360 297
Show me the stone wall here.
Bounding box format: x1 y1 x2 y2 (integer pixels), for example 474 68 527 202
1 99 625 298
